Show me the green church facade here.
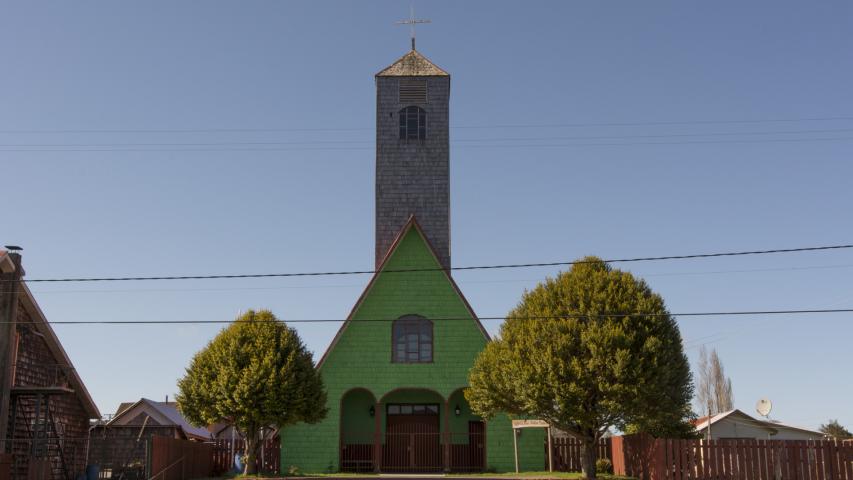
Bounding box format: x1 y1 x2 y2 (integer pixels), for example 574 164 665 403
280 222 544 473
280 46 544 473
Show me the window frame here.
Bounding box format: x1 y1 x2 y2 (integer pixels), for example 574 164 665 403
398 105 427 142
391 315 433 364
386 403 440 416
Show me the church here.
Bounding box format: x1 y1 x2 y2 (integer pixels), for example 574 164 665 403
280 45 544 473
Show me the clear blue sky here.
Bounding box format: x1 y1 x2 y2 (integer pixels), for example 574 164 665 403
2 1 851 430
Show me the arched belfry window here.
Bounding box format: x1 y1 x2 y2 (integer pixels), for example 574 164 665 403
399 106 426 141
392 315 432 363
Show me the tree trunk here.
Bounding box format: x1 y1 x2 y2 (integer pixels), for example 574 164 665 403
580 435 598 480
244 429 259 475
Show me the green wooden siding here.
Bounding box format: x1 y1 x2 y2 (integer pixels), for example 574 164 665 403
280 224 543 472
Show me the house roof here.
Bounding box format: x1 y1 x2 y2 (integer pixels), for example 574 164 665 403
376 49 449 77
115 402 135 416
693 409 824 436
17 282 101 418
0 250 98 418
316 215 488 369
107 398 212 440
0 251 16 274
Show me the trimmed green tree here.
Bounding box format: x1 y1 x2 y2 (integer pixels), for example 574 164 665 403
466 257 694 479
177 310 327 474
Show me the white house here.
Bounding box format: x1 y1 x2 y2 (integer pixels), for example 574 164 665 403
693 409 825 441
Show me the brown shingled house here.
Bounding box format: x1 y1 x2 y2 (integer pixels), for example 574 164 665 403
0 251 101 480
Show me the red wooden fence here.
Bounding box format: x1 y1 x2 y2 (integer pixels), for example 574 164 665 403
210 438 280 475
613 435 853 480
147 437 213 480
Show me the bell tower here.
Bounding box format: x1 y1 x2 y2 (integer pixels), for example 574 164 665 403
375 48 451 269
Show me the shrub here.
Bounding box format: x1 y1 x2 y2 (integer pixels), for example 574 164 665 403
596 457 613 474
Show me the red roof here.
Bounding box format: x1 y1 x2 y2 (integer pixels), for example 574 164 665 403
692 415 711 427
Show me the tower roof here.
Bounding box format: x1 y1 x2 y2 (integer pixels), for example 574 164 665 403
376 49 449 77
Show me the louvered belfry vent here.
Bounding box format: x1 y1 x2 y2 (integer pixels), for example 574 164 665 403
399 80 428 104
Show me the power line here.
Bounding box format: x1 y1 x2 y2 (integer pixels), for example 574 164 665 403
11 261 853 295
3 127 853 148
7 243 852 284
1 115 851 134
9 308 853 325
4 136 853 153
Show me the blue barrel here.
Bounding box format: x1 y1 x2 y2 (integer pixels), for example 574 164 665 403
86 464 99 480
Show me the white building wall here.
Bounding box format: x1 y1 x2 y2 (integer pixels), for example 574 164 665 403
703 417 824 440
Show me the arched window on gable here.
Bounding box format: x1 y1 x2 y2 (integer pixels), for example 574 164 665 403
399 106 426 141
392 315 432 363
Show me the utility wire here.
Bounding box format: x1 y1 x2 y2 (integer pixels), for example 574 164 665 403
4 127 853 148
1 115 851 134
7 308 853 325
9 262 853 295
4 136 853 153
8 243 853 284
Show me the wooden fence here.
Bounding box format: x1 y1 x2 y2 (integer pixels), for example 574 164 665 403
210 438 280 475
549 436 612 472
612 435 853 480
0 454 11 480
147 437 213 480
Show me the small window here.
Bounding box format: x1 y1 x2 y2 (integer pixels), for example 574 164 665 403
399 106 426 141
392 315 432 363
386 404 440 416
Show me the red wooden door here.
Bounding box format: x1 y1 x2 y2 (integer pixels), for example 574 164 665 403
384 410 441 471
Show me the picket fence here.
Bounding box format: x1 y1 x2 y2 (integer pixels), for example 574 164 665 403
209 438 280 475
549 436 612 471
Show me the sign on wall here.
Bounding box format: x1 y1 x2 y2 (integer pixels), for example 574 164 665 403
511 419 549 429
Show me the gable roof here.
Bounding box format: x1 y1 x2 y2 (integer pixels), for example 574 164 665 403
316 215 487 369
18 282 101 418
107 398 212 440
376 49 449 77
693 409 824 436
0 251 15 274
1 251 99 418
115 402 135 416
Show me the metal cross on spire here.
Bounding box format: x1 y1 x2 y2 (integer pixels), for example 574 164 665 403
395 4 431 51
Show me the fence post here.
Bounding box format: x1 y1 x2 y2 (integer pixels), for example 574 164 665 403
547 428 553 473
373 402 381 473
145 437 151 480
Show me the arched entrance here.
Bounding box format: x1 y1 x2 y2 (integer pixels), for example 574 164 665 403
380 388 445 472
339 388 485 473
340 388 377 472
447 388 486 472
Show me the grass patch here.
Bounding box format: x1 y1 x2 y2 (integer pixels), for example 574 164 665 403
447 472 629 479
227 473 633 479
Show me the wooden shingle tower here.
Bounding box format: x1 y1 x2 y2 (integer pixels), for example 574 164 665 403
375 47 451 269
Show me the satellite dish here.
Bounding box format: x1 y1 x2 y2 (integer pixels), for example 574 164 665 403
756 398 772 418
